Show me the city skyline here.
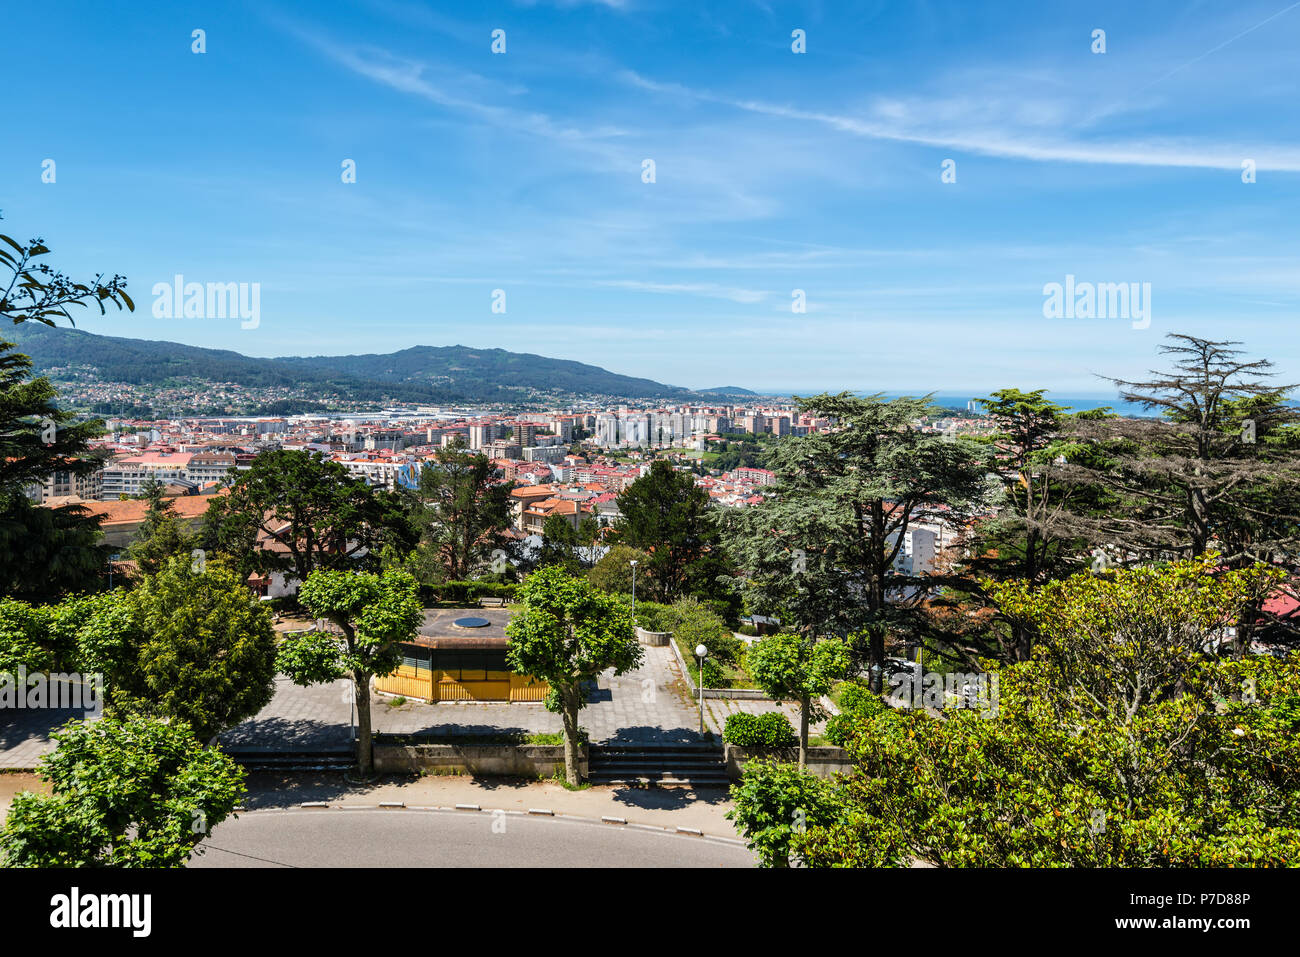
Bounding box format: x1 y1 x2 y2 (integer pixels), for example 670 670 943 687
5 0 1300 393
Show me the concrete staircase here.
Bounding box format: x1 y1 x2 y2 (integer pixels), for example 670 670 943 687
587 742 729 787
227 750 354 772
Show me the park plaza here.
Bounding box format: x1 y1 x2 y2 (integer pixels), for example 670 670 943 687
373 607 548 703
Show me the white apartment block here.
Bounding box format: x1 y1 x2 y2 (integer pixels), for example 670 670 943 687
336 457 418 490
98 452 194 499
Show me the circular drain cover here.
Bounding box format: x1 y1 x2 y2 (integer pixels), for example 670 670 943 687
452 616 491 629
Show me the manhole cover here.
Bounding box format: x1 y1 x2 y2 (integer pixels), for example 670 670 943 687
452 617 491 629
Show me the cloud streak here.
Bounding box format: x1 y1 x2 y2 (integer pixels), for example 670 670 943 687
619 70 1300 172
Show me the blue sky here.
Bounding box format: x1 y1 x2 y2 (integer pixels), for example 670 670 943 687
4 0 1300 394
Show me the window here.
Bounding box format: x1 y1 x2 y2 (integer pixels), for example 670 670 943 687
431 648 509 679
400 645 431 672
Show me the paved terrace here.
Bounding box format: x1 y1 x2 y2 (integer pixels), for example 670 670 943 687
218 642 712 753
1 609 810 765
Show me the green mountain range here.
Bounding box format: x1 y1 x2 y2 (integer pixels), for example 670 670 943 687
5 324 758 404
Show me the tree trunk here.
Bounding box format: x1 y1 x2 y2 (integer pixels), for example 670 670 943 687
798 694 809 770
868 628 885 692
561 686 582 786
1233 600 1259 659
1013 622 1033 662
354 672 374 775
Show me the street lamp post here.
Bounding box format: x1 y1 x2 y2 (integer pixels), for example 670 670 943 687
630 559 638 621
695 643 708 736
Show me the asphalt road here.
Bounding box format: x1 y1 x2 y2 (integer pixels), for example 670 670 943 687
191 807 755 868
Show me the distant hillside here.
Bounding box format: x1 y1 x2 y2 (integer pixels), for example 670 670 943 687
4 324 756 404
699 386 757 396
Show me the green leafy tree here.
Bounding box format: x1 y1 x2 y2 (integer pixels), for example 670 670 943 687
794 557 1300 867
587 544 650 595
1065 335 1300 562
727 760 841 868
202 449 383 588
128 485 197 577
1060 336 1300 654
0 716 244 868
505 565 642 785
276 569 424 774
932 389 1107 664
747 632 850 767
116 556 278 741
575 514 601 568
414 444 514 581
0 340 110 600
0 213 132 600
722 393 988 689
539 512 581 573
615 460 722 602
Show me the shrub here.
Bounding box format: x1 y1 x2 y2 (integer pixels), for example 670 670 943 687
727 759 840 867
723 711 798 748
698 656 728 688
633 601 673 633
824 680 889 747
431 580 518 605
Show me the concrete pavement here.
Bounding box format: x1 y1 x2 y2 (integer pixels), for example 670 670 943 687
217 644 711 753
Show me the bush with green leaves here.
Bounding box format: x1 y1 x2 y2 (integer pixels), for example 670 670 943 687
0 716 244 868
0 593 114 674
632 600 672 632
824 681 890 747
723 711 798 748
792 557 1300 867
726 759 841 867
0 598 58 673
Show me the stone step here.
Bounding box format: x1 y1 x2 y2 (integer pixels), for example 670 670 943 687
588 773 732 786
228 751 354 771
593 742 721 751
592 754 733 769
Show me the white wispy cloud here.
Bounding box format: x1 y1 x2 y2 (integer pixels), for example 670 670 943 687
288 26 633 152
593 279 769 303
618 69 1300 172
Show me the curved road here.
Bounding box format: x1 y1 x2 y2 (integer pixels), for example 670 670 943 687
192 807 754 868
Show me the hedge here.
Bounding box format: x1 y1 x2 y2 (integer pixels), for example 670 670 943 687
427 581 519 605
723 711 798 748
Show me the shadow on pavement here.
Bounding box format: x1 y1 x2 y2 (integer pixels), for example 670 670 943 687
608 784 733 810
598 725 717 745
219 716 350 752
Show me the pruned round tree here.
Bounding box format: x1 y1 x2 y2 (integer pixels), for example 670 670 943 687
747 631 851 768
277 569 424 775
505 565 642 785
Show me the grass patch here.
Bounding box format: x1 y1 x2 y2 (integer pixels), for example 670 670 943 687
671 634 755 689
552 770 592 790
